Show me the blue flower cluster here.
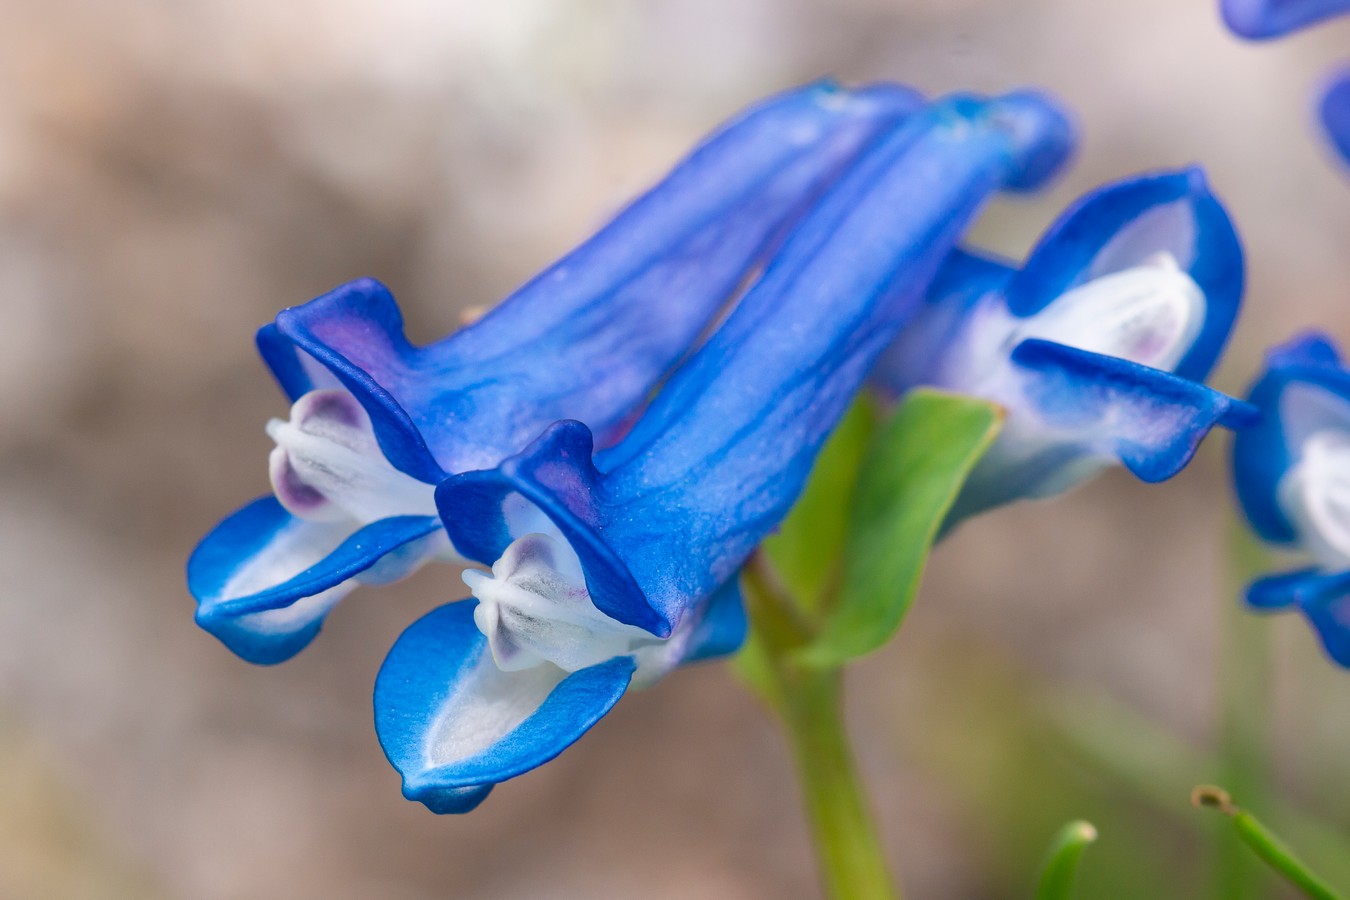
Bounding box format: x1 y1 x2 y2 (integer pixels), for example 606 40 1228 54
190 81 1266 812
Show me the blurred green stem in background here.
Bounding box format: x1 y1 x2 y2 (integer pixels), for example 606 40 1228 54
1035 820 1097 900
1214 516 1275 900
1193 786 1346 900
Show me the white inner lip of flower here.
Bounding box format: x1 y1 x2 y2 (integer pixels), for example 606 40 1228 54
948 252 1206 412
463 494 685 681
463 529 672 676
1010 252 1205 373
1280 430 1350 570
266 388 438 524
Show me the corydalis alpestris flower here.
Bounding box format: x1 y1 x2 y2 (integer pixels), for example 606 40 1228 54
375 88 1076 813
186 80 925 664
1233 332 1350 666
875 168 1255 527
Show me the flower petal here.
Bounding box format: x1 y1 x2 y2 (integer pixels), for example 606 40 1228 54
1319 67 1350 168
872 248 1018 398
1003 169 1242 382
680 576 748 664
1221 0 1350 38
374 600 635 814
1233 332 1350 544
1300 594 1350 667
1246 567 1350 609
188 496 442 664
1247 569 1350 667
1010 338 1256 482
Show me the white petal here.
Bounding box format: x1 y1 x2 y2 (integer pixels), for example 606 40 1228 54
463 532 662 674
1014 253 1205 373
425 652 568 768
1281 429 1350 569
1088 200 1199 279
266 388 436 524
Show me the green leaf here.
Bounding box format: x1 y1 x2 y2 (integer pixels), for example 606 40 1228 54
799 388 1001 667
1036 820 1098 900
763 395 879 614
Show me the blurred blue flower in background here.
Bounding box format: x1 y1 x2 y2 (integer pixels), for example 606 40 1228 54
186 81 922 665
375 89 1075 813
1221 0 1350 38
1319 68 1350 168
875 169 1255 526
1233 332 1350 666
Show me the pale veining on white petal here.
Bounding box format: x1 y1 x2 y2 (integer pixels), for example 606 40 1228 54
1011 253 1205 373
267 388 437 524
218 516 351 601
463 495 691 688
424 653 568 768
464 531 669 675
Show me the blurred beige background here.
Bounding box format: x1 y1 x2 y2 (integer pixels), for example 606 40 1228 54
3 1 1350 898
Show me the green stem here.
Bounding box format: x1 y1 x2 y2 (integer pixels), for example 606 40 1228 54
739 552 899 900
1215 516 1275 900
781 668 899 900
1194 786 1346 900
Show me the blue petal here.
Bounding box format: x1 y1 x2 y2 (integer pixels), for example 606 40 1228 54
1003 168 1243 383
258 82 926 485
268 279 448 483
1222 0 1350 38
188 496 441 664
1301 595 1350 667
374 600 635 814
1246 567 1350 609
1320 67 1350 169
1247 569 1350 668
1010 338 1256 482
1232 332 1350 544
440 91 1074 634
871 248 1017 398
682 577 748 664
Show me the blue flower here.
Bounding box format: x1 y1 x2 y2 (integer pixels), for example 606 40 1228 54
1320 67 1350 168
375 90 1075 813
186 80 926 665
874 169 1255 526
1221 0 1350 38
1232 333 1350 666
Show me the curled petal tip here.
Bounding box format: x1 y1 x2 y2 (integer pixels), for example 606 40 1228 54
400 779 494 815
1178 165 1210 195
987 89 1076 192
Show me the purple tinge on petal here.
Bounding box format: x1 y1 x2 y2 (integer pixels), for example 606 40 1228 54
268 448 332 518
266 388 388 521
